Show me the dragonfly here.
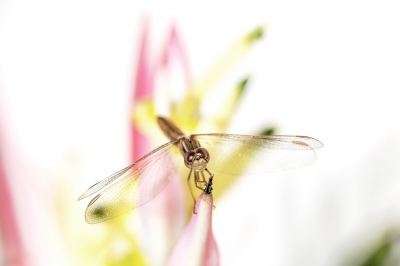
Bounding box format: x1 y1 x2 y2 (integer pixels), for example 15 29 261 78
78 117 323 224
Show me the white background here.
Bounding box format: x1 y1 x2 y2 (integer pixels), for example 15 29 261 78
1 0 400 265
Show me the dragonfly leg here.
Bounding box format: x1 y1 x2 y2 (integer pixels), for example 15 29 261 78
194 172 207 190
205 168 212 176
200 171 206 182
194 170 216 210
195 181 207 190
187 168 196 205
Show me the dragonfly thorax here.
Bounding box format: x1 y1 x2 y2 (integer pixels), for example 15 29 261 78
184 147 210 172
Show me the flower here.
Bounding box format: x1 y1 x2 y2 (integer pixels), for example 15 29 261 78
0 18 265 266
130 18 265 265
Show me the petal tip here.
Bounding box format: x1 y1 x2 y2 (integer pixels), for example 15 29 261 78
247 26 265 43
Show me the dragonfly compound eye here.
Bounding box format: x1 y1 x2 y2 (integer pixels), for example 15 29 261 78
196 148 210 162
184 151 196 168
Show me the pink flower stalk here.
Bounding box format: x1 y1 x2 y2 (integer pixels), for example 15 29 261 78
167 192 219 266
0 150 27 266
131 19 190 265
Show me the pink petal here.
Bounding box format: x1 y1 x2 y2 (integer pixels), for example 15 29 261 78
160 24 191 85
131 17 154 161
131 125 151 161
167 192 219 266
133 17 154 100
0 106 28 265
0 153 27 266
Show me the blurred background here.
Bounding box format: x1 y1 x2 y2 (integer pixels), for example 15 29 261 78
1 0 400 265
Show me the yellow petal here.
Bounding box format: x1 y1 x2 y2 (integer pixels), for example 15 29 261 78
171 27 266 131
192 26 265 100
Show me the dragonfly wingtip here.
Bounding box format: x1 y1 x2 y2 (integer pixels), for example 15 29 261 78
77 194 85 201
317 140 324 149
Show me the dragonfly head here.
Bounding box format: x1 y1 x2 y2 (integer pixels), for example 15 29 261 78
184 148 210 172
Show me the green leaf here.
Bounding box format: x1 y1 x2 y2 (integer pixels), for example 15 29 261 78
360 241 390 266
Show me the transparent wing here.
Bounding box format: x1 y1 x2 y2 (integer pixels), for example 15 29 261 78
192 134 323 175
78 164 137 201
82 140 179 224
